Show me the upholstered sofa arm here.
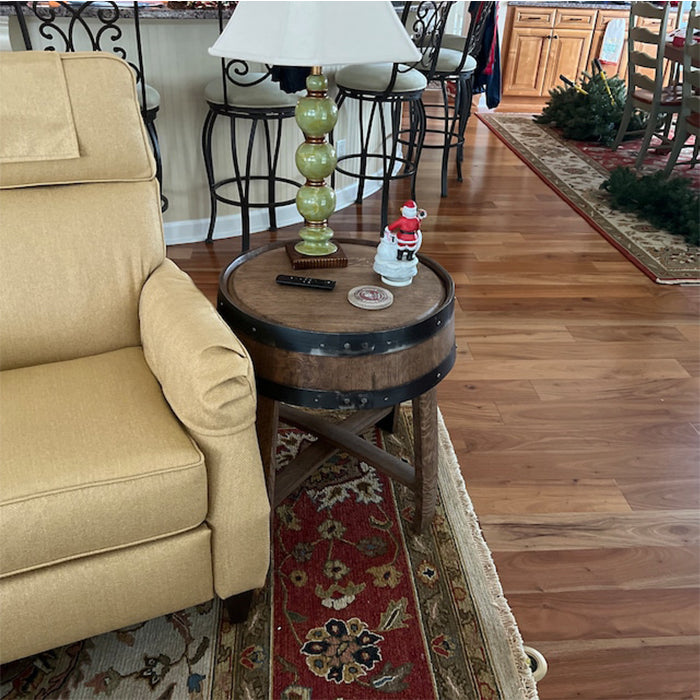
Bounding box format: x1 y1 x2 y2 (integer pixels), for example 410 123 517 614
139 259 270 599
139 259 256 435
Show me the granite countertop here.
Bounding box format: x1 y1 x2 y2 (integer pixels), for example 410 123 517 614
0 3 234 20
508 1 630 8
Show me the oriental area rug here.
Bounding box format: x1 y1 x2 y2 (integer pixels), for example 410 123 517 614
477 112 700 285
0 409 538 700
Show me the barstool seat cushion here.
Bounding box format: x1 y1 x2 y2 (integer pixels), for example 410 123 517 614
336 63 427 94
429 42 477 75
137 83 161 111
204 74 299 109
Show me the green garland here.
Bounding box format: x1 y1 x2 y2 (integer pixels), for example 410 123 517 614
601 167 700 246
534 72 645 145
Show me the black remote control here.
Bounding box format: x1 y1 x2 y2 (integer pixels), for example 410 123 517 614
275 274 336 291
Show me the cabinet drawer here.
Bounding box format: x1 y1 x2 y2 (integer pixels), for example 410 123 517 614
555 9 595 30
513 7 555 27
595 10 628 30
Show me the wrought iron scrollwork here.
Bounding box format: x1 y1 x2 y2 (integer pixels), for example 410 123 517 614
396 1 452 83
15 2 143 82
224 59 271 88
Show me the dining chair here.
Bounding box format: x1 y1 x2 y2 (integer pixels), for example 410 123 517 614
415 1 495 197
612 1 683 168
13 1 168 212
333 0 453 229
664 2 700 176
201 3 301 250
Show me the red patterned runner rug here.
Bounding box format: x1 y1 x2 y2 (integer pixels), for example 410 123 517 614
215 408 536 700
0 409 537 699
477 112 699 286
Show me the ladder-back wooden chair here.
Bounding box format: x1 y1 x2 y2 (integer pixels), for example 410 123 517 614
664 2 700 175
612 1 683 168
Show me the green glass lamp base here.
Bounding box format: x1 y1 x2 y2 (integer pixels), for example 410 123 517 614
294 239 338 256
293 69 339 259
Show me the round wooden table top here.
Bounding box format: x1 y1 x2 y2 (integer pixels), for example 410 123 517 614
217 239 456 409
218 239 453 339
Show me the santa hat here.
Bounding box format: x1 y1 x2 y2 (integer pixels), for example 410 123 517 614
401 200 417 217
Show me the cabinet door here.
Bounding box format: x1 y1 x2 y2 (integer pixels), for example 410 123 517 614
543 29 593 94
502 27 553 97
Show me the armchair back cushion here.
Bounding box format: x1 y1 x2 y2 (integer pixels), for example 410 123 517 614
0 52 162 370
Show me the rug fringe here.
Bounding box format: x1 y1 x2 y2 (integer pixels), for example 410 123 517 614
435 409 540 700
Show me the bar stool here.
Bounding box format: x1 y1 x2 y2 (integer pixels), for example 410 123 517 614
416 1 495 197
13 1 168 212
201 5 302 250
333 0 453 229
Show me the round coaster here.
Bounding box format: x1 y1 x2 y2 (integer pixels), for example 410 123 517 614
347 285 394 310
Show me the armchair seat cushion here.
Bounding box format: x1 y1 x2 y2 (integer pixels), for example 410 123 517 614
0 347 208 579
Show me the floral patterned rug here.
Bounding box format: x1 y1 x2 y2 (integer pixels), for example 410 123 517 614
477 112 700 285
0 409 537 700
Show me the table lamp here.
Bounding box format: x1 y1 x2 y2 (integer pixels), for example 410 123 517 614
209 0 420 261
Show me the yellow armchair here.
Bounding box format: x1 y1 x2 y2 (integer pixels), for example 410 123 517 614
0 52 270 664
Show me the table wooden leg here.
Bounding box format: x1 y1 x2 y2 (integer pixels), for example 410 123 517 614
412 387 438 533
274 405 398 506
256 395 279 502
377 404 400 434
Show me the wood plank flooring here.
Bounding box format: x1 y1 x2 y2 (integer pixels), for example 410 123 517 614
168 111 700 700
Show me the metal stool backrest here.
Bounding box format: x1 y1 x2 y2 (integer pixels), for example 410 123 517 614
370 0 453 95
214 1 287 106
13 1 149 115
463 1 495 72
434 1 495 77
626 1 672 100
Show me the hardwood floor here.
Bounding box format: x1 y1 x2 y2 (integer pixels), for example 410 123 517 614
168 112 700 700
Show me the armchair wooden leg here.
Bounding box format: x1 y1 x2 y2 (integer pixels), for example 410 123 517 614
223 589 255 624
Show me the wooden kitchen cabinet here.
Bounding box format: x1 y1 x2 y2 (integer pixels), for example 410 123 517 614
542 28 593 93
502 3 628 105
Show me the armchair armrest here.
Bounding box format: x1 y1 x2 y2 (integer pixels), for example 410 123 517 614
139 259 270 599
139 258 255 436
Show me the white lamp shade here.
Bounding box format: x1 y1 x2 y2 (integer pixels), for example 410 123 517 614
209 0 421 66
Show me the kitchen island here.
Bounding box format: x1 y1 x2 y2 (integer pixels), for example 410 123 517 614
0 3 381 245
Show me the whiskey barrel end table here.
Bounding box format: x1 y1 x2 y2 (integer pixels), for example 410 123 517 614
217 239 456 532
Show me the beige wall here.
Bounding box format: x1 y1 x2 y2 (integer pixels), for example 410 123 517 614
4 14 383 245
3 4 471 245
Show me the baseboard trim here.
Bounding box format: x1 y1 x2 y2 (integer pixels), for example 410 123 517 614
163 179 383 247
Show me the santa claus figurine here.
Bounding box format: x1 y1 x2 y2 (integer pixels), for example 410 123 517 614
384 200 427 261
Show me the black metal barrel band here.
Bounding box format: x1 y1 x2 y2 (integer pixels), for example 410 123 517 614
256 347 456 410
217 296 454 357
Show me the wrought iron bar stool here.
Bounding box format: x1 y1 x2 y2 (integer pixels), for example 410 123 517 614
333 0 452 229
13 1 168 212
413 1 495 198
201 4 301 250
